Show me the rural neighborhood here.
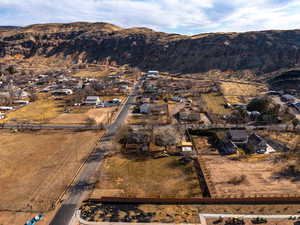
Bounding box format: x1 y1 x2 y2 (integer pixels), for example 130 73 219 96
0 21 299 225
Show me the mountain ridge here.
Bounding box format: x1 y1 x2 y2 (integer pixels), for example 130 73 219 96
1 22 300 77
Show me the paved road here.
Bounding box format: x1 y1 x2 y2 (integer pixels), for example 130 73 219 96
49 94 136 225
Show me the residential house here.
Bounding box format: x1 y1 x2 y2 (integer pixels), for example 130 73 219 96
125 131 150 152
221 140 238 155
292 102 300 112
13 100 29 105
178 107 200 122
246 133 268 154
52 89 73 96
147 70 159 76
227 130 248 145
0 113 5 120
281 94 295 103
180 141 194 156
85 96 102 106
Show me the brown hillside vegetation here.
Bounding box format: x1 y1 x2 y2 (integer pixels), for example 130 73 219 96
2 22 300 76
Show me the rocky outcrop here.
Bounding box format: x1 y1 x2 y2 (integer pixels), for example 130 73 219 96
1 22 300 75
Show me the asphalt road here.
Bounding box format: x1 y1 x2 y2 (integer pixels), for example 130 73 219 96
49 94 135 225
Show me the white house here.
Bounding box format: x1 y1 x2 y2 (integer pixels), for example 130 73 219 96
85 96 102 105
147 70 159 76
0 113 5 120
13 100 29 105
0 106 13 111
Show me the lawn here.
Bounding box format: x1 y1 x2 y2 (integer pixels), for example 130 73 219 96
3 99 62 123
201 93 231 115
92 155 202 198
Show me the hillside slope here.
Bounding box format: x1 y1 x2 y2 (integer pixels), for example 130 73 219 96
1 22 300 75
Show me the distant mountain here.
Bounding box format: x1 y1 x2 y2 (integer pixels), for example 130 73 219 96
0 26 21 29
1 22 300 78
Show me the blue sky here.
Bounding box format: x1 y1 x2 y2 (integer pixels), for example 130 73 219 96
0 0 300 34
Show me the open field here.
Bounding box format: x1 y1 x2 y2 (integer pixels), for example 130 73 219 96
72 69 118 78
91 155 202 198
220 82 264 96
2 99 62 123
201 93 231 115
0 129 102 211
50 107 117 125
202 153 300 197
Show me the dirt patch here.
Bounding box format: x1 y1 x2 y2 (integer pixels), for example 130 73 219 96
202 154 300 198
0 130 102 211
91 155 202 198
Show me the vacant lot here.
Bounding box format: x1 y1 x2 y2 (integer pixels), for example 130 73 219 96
202 153 300 198
91 155 202 198
50 107 117 125
72 69 117 78
201 93 231 115
220 82 264 96
3 99 62 123
0 130 101 211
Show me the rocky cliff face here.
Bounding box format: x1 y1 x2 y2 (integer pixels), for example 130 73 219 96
1 22 300 75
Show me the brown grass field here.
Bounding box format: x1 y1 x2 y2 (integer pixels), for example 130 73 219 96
201 93 231 115
3 99 62 123
220 82 264 96
91 155 202 198
72 69 117 78
50 107 117 125
204 154 300 197
0 130 102 211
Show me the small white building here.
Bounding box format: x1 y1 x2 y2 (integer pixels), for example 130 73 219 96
147 70 159 76
0 106 13 111
13 100 29 105
0 113 5 120
85 96 102 105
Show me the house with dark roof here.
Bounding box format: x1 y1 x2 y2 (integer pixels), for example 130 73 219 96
281 94 295 103
292 102 300 112
246 133 267 154
227 130 248 145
